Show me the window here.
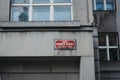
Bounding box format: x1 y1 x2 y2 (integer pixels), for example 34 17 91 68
96 0 104 10
93 0 115 10
11 7 29 21
11 0 72 21
106 0 114 10
98 34 119 61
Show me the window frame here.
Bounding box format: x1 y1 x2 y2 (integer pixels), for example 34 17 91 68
93 0 115 11
98 34 119 61
10 0 73 21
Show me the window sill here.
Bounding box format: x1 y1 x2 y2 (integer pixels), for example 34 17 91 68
93 10 116 12
0 21 80 28
99 60 120 62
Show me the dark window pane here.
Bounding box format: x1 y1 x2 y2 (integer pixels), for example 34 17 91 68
12 0 29 3
99 49 108 61
106 0 114 10
96 3 103 10
109 35 117 46
110 49 118 61
98 35 106 46
96 0 103 10
33 0 49 3
107 2 114 10
11 7 29 21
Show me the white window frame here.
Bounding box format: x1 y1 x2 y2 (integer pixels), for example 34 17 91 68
11 0 73 21
99 34 119 61
93 0 115 10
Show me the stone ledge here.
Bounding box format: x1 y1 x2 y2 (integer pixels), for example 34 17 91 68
0 21 80 27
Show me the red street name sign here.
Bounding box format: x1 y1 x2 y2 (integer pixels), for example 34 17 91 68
55 40 76 50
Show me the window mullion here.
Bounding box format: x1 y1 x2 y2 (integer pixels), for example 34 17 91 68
104 0 107 10
94 0 96 10
29 0 32 21
106 35 110 61
50 0 54 21
29 6 32 21
107 47 110 61
113 0 115 10
71 5 73 21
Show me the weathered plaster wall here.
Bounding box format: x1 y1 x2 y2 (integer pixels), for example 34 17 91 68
0 31 93 57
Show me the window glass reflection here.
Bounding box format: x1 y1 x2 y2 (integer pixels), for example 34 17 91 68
11 7 29 21
33 0 49 3
32 7 50 21
96 0 103 10
11 0 72 21
54 6 71 21
99 49 108 61
98 35 106 46
109 35 117 46
109 49 118 61
54 0 71 3
106 0 114 10
12 0 29 3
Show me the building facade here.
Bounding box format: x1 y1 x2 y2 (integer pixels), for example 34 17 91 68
0 0 95 80
1 0 120 80
93 0 120 80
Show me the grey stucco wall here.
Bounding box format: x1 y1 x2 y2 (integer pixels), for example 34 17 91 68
0 31 93 56
80 56 95 80
116 0 120 51
0 1 95 80
73 0 93 25
116 0 120 32
0 0 10 21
